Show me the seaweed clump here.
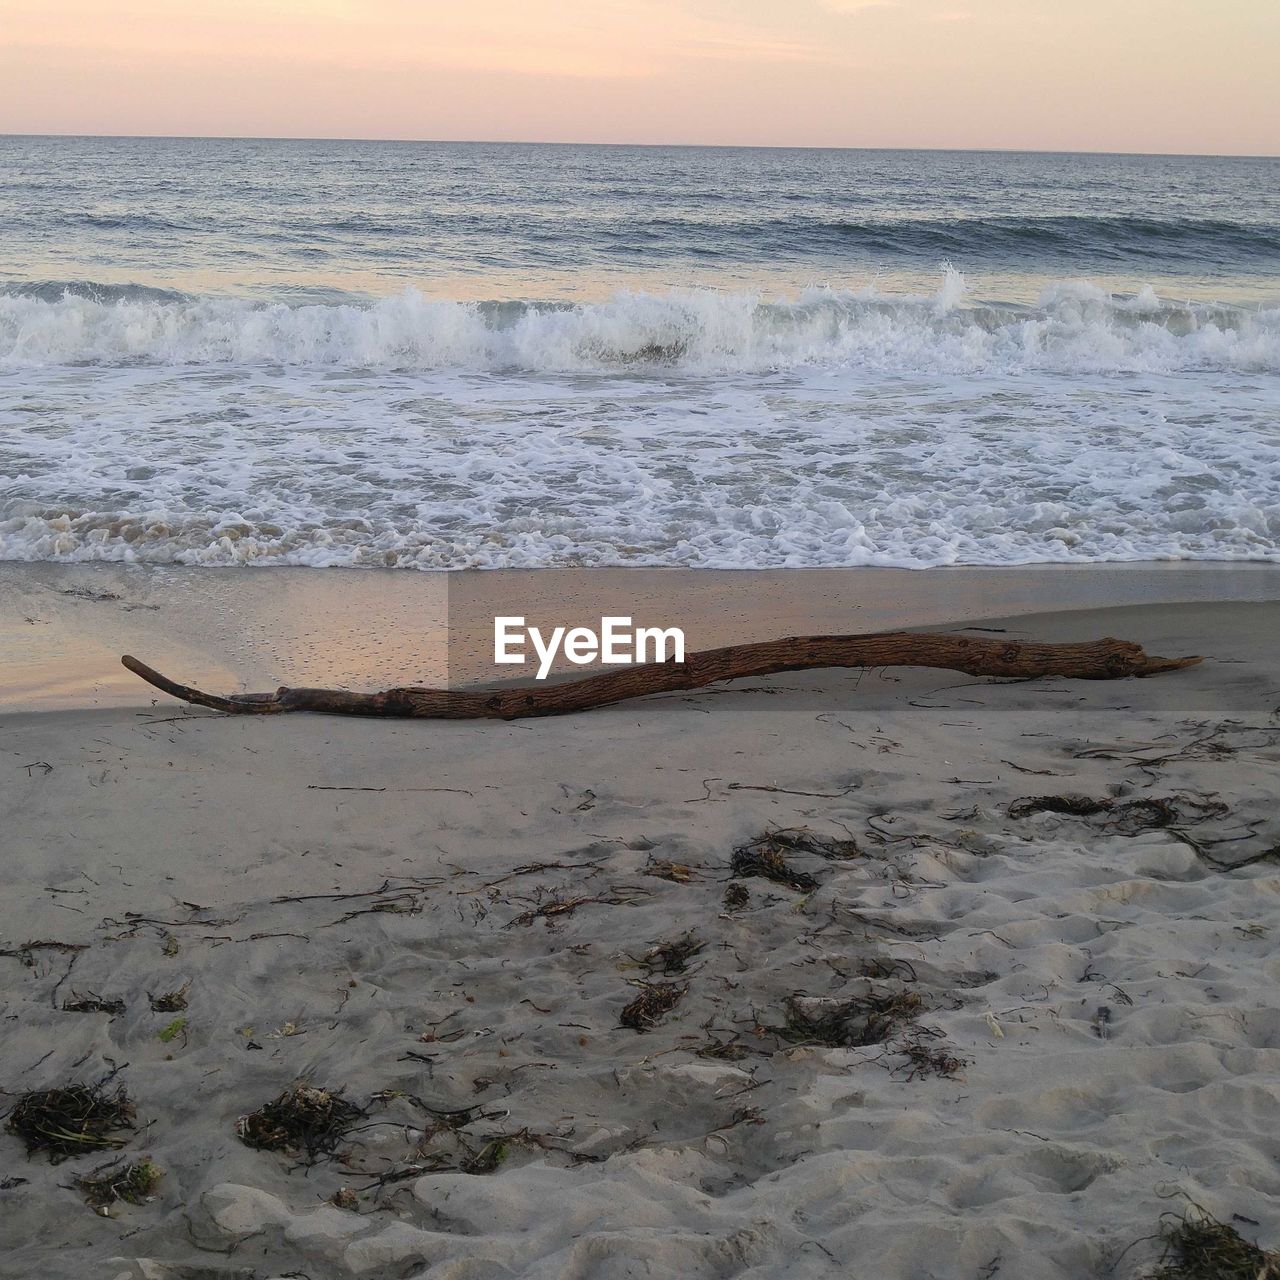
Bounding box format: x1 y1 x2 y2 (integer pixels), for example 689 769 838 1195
460 1138 509 1174
237 1085 362 1163
731 827 859 893
765 828 861 860
1008 794 1227 836
892 1028 968 1081
5 1084 136 1163
1008 794 1112 820
777 989 923 1048
62 993 126 1016
641 934 704 975
620 982 686 1031
1146 1206 1280 1279
73 1157 162 1210
149 985 189 1013
731 840 817 892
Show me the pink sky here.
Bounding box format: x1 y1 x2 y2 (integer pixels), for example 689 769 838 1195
1 0 1277 154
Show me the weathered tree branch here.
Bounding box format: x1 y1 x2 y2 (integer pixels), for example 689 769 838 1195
121 632 1200 721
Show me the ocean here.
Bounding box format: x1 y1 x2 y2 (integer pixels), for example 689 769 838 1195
1 136 1277 571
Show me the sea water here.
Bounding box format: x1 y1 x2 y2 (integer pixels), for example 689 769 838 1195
1 137 1277 570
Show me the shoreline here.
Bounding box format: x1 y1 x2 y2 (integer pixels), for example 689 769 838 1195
4 560 1279 713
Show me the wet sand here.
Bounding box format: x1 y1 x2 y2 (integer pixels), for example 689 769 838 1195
3 560 1278 710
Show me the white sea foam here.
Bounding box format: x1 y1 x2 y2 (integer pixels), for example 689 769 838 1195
2 274 1277 571
3 354 1278 569
2 274 1277 375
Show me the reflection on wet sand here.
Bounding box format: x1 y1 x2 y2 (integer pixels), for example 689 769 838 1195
4 561 1278 713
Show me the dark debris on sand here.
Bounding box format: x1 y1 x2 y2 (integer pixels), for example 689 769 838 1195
1008 793 1228 836
892 1026 969 1081
695 1038 757 1061
620 981 687 1031
640 934 705 975
1144 1206 1280 1279
72 1156 162 1209
644 859 697 883
1008 790 1280 871
459 1137 509 1175
5 1084 136 1163
62 992 126 1016
237 1085 363 1163
148 984 190 1013
776 989 924 1048
730 826 860 893
731 841 817 892
763 827 861 860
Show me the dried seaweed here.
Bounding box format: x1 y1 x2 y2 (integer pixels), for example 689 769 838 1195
640 934 704 975
148 985 189 1013
1075 725 1280 771
765 827 861 860
459 1138 509 1174
892 1027 968 1081
506 887 647 928
72 1157 162 1209
644 860 696 883
62 993 126 1016
858 957 919 983
730 841 817 892
723 883 750 911
237 1085 362 1163
730 827 861 894
0 940 88 967
776 990 923 1048
1008 793 1228 836
695 1038 756 1061
1003 783 1274 875
1145 1206 1279 1279
619 982 686 1031
366 1131 526 1187
5 1084 136 1163
1009 794 1111 820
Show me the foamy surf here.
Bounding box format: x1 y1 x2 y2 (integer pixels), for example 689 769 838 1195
2 270 1277 572
2 274 1278 375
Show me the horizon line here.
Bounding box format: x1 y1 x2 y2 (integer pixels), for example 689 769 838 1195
2 131 1277 161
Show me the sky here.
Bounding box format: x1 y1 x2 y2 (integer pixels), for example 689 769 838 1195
1 0 1277 154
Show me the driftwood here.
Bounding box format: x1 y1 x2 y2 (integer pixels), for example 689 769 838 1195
121 632 1199 721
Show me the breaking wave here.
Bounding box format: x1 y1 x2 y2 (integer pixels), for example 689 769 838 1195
3 272 1278 375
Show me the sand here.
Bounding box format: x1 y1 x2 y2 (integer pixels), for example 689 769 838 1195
6 559 1280 710
2 579 1279 1279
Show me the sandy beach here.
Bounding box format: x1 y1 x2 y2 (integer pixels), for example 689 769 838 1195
5 19 1279 1275
3 573 1279 1278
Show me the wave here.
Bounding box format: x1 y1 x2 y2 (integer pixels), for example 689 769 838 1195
1 279 193 305
2 272 1278 375
797 214 1280 265
568 213 1280 268
24 210 1277 269
4 513 1275 572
